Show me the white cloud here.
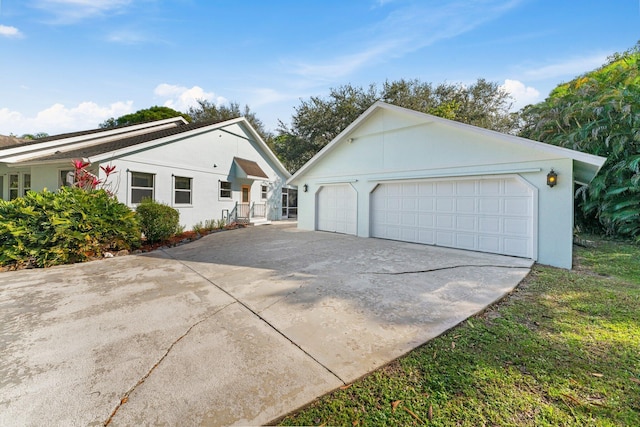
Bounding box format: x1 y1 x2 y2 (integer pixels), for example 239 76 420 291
32 0 133 24
0 101 134 136
523 54 609 80
0 25 22 38
501 79 541 110
154 84 227 112
288 0 524 81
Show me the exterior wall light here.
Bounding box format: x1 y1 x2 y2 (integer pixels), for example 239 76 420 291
303 184 308 192
547 169 558 187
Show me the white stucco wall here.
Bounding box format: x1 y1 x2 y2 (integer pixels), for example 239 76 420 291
102 124 287 228
293 109 578 269
1 122 289 230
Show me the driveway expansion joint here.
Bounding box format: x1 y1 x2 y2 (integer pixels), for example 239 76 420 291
162 250 347 386
103 301 236 426
366 264 531 275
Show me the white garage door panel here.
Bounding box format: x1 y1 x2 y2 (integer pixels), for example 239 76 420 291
316 184 357 235
371 177 534 258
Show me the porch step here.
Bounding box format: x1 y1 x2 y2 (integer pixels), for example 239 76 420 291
250 218 271 226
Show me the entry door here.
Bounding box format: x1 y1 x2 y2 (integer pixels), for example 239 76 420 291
241 185 251 203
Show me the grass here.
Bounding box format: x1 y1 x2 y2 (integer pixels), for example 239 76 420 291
276 237 640 426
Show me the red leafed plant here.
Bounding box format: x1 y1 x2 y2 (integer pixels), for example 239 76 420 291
72 160 119 196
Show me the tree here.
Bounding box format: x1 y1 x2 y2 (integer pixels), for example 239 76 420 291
520 42 640 240
20 132 49 140
100 106 189 128
276 78 518 172
186 100 270 142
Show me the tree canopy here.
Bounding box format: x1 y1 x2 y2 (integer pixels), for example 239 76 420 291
274 78 518 172
100 106 189 128
186 100 270 142
520 42 640 240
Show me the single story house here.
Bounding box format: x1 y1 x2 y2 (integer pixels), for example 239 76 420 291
0 117 297 228
287 101 607 269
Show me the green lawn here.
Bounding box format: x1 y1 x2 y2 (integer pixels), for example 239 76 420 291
276 237 640 426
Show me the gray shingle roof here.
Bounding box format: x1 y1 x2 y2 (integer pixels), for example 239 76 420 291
23 119 230 163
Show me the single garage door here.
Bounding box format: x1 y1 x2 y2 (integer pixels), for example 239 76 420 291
371 177 534 258
316 184 357 235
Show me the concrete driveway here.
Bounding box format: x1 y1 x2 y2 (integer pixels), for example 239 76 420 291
0 223 532 426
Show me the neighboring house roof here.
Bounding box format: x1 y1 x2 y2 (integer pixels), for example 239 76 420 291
288 101 607 186
1 116 291 179
234 157 269 179
0 135 26 148
0 116 189 163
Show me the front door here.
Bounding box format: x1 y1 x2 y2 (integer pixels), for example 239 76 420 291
241 185 251 203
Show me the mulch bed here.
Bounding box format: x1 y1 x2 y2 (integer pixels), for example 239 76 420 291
136 223 247 253
0 223 248 272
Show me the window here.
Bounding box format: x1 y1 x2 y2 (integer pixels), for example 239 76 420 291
60 170 75 187
9 174 18 200
131 172 154 204
0 176 3 200
261 184 267 200
22 174 31 196
219 181 231 199
174 176 192 205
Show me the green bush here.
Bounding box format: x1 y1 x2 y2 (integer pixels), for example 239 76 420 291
0 187 140 268
135 199 180 243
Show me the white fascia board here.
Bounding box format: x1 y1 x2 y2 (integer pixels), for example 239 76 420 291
287 102 383 184
0 118 187 163
287 101 607 184
233 120 292 179
88 117 291 181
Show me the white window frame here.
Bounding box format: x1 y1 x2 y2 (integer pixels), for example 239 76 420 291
130 171 155 204
173 175 193 206
9 173 19 200
219 180 232 199
59 169 75 188
22 173 31 196
261 184 268 200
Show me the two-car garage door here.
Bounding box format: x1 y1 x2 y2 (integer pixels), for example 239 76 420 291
370 177 534 258
315 177 534 259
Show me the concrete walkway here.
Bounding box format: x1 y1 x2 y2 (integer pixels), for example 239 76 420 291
0 223 532 426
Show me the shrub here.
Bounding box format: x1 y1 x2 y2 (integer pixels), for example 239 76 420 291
0 187 140 268
191 221 204 235
135 199 180 243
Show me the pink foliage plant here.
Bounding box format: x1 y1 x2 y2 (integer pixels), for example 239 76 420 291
72 160 119 196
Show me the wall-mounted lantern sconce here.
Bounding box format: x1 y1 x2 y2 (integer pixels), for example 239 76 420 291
547 169 558 187
303 184 308 192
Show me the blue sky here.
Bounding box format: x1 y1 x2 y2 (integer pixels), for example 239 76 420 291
0 0 638 136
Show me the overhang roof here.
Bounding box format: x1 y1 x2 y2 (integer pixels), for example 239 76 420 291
234 157 269 179
287 101 607 185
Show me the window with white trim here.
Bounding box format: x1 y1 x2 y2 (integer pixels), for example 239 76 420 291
60 169 75 187
219 181 231 199
261 184 267 200
0 176 4 200
22 174 31 196
9 174 18 200
174 176 192 205
131 172 154 204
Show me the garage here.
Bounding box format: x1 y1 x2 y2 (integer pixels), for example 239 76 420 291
289 102 606 269
316 184 357 235
370 176 535 258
